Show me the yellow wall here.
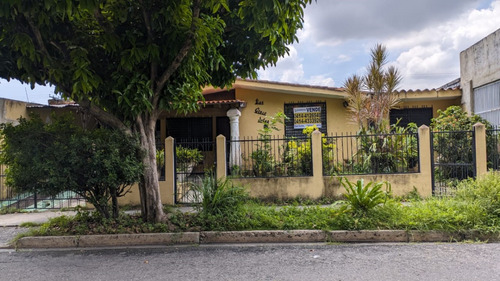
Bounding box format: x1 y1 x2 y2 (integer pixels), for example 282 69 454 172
397 97 462 119
235 88 358 138
234 88 461 138
0 99 30 200
0 99 30 124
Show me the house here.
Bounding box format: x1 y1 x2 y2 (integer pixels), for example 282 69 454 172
157 79 462 144
0 78 464 206
460 27 500 126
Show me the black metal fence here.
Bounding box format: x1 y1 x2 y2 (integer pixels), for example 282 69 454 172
0 162 85 210
431 130 475 196
323 131 419 175
175 138 215 204
487 126 500 171
227 136 313 178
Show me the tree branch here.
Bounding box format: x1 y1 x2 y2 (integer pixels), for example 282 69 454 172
79 99 132 135
155 0 201 95
138 0 158 104
26 17 50 59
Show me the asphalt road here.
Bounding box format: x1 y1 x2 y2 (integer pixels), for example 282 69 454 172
1 243 499 281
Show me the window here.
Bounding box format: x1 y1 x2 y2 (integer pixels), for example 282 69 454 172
166 117 213 150
390 107 433 127
284 102 327 137
474 80 500 126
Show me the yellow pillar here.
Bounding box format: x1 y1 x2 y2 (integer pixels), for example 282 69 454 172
418 125 432 197
474 122 487 177
216 134 227 180
164 137 175 205
311 130 323 178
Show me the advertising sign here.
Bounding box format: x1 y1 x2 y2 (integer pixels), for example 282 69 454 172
293 106 322 129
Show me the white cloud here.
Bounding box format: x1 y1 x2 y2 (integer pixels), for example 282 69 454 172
258 45 338 87
303 0 481 46
257 0 500 90
336 54 352 64
305 75 336 87
258 46 303 82
389 1 500 89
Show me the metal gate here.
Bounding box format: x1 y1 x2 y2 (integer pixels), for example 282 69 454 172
174 138 215 204
431 130 476 196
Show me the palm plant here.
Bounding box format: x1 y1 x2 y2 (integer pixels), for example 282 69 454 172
344 44 402 133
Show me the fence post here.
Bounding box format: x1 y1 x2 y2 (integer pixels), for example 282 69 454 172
474 122 487 177
311 130 323 177
216 134 227 180
164 137 175 205
418 125 433 197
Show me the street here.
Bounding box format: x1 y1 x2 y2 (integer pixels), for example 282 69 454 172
1 243 499 281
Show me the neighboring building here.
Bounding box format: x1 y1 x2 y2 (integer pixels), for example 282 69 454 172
460 27 500 126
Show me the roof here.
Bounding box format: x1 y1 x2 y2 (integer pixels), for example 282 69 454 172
438 78 461 90
203 79 462 102
27 103 80 109
26 79 462 108
203 79 348 99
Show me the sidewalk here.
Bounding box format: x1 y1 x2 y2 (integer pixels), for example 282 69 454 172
0 211 78 227
0 211 78 248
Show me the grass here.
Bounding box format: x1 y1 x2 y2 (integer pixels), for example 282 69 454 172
13 172 500 237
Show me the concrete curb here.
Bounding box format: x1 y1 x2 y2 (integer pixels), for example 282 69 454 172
200 230 327 244
13 230 500 249
16 232 200 249
328 230 408 243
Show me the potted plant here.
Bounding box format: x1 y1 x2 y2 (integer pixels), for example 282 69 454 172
176 146 203 181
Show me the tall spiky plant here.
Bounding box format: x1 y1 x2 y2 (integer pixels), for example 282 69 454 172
344 44 402 133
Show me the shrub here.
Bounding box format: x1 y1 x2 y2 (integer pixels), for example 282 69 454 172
339 177 391 215
284 125 336 176
0 113 143 219
355 122 418 174
431 106 493 181
194 175 249 230
250 112 287 177
456 172 500 219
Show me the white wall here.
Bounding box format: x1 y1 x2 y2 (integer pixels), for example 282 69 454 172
460 28 500 114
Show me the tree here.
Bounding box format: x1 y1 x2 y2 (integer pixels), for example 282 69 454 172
343 44 402 133
0 114 143 219
0 0 313 222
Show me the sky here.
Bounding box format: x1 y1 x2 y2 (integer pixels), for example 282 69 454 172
1 0 500 105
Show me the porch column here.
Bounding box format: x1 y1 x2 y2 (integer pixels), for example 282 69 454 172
227 108 242 168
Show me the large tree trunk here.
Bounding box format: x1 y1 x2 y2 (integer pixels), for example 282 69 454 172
79 101 166 223
137 115 166 223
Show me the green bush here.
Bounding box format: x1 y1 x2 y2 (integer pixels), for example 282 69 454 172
354 122 418 174
0 113 143 219
250 112 287 177
456 172 500 220
284 125 336 176
194 175 249 230
431 106 493 181
339 177 391 215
